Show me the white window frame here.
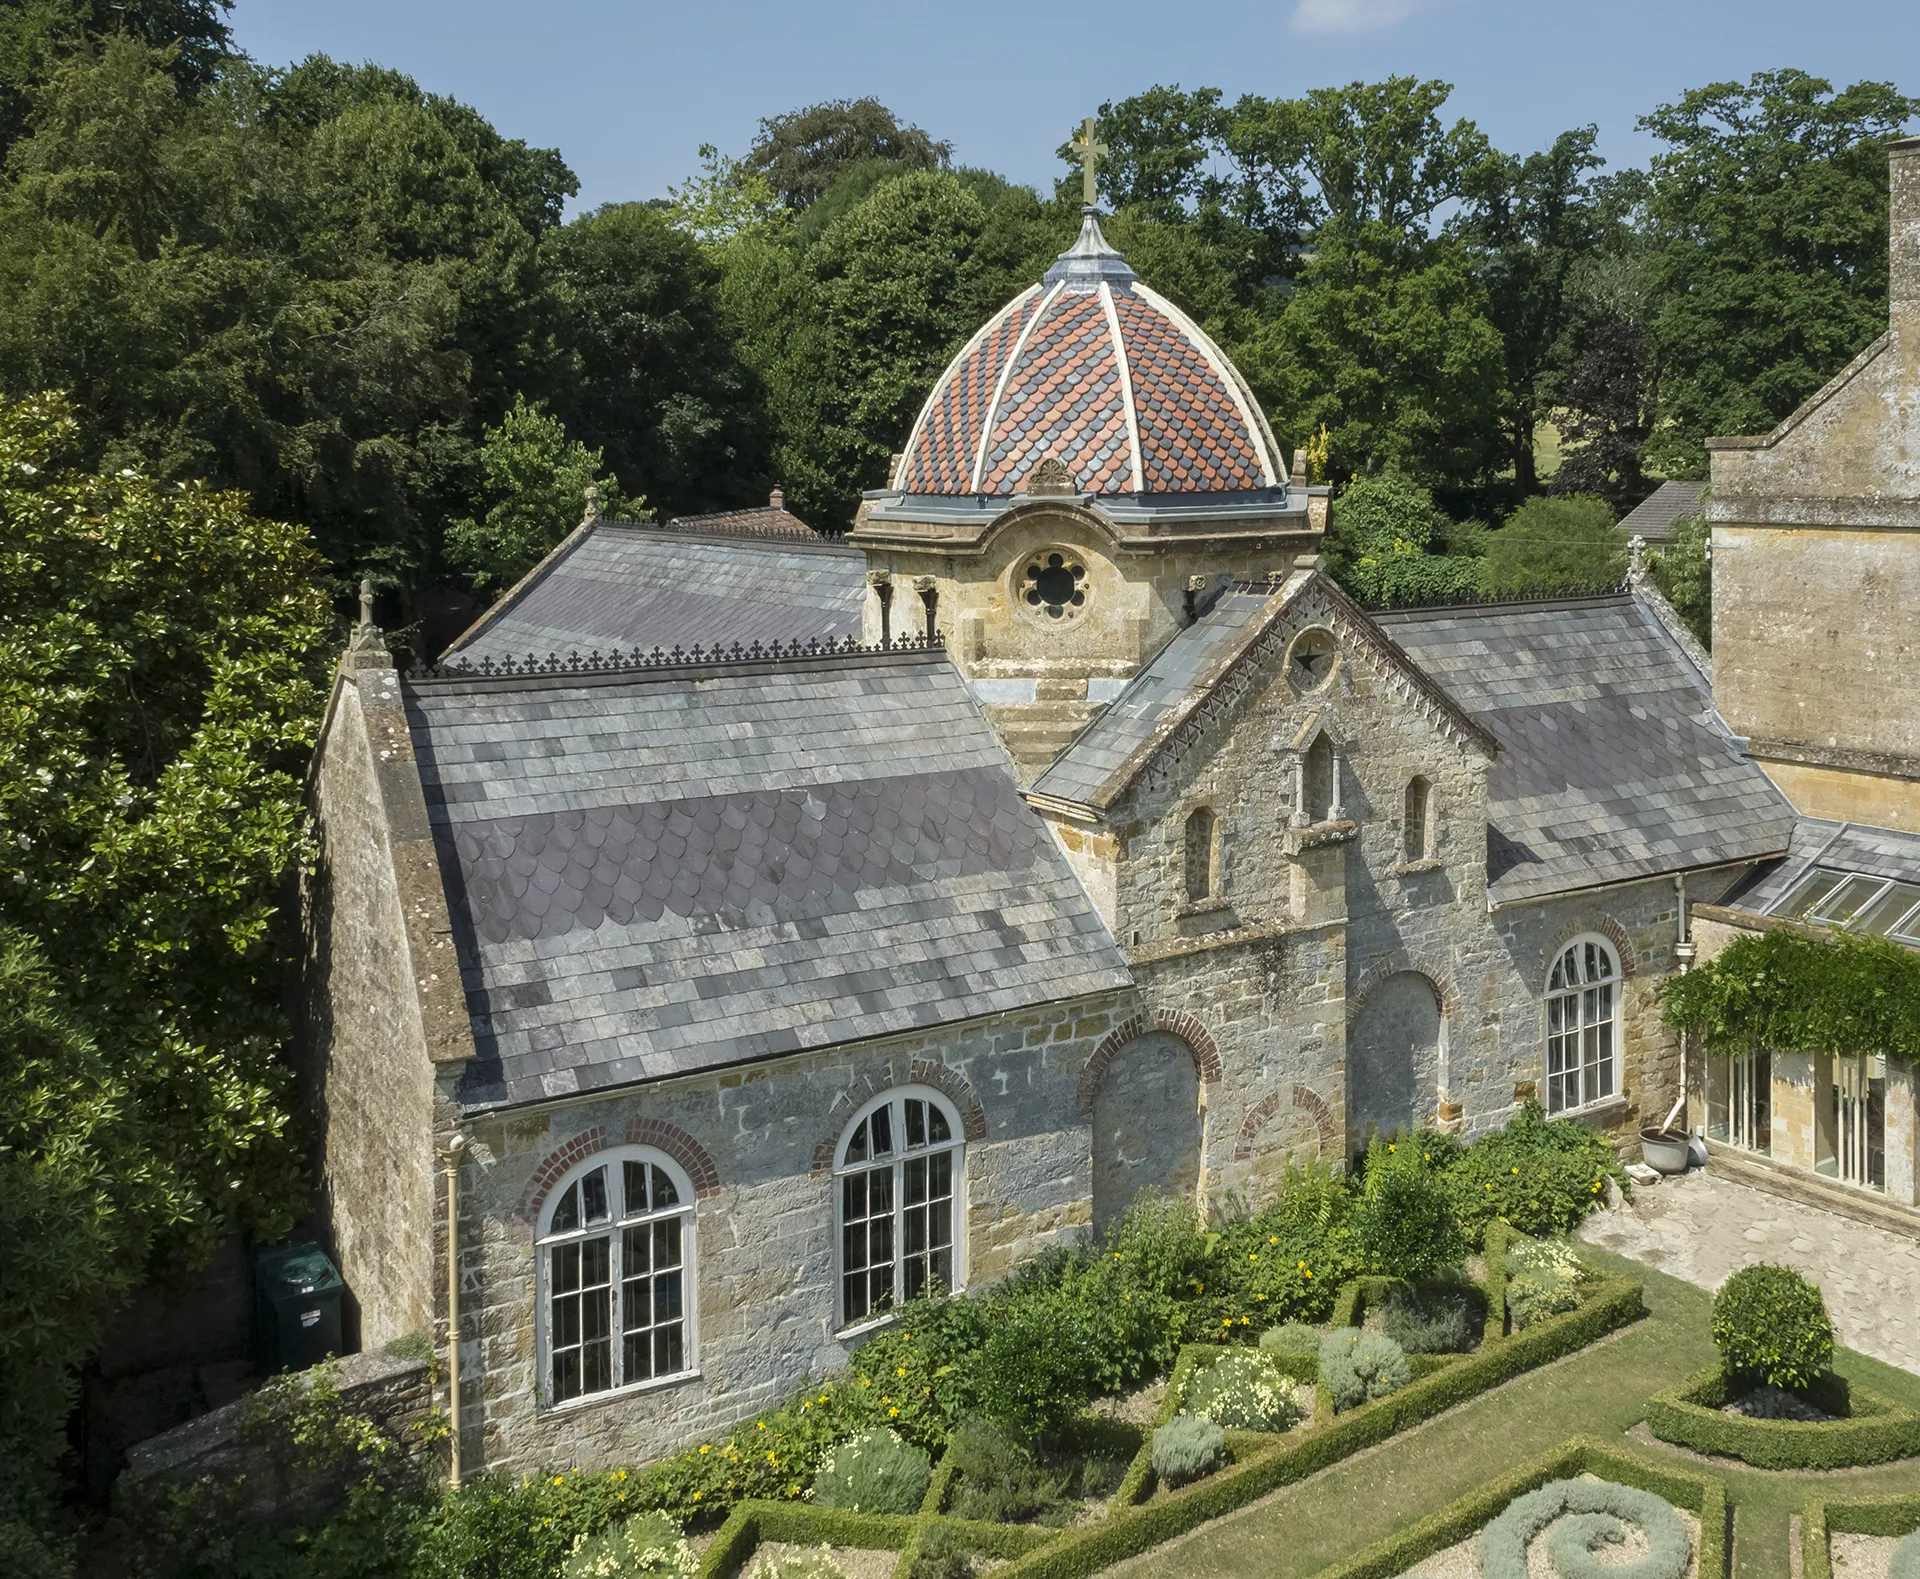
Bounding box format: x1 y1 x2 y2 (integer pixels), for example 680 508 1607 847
833 1086 966 1332
535 1145 698 1410
1543 935 1621 1116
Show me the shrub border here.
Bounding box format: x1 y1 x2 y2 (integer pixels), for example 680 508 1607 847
1306 1436 1727 1579
1646 1367 1920 1470
698 1256 1642 1579
1803 1493 1920 1579
988 1269 1642 1579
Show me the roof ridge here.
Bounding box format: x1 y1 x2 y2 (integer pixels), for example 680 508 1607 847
412 632 945 688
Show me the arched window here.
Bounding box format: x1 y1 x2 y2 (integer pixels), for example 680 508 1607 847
1303 733 1336 823
1183 807 1217 902
1403 777 1432 861
1544 938 1619 1115
537 1147 695 1406
835 1087 964 1327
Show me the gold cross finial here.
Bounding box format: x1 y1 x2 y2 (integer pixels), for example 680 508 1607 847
1072 116 1108 208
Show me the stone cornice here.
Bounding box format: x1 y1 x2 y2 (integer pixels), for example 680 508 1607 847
1747 736 1920 784
1707 495 1920 532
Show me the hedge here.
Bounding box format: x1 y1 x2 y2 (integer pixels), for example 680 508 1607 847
696 1502 1055 1579
1803 1493 1920 1579
1646 1367 1920 1470
694 1261 1639 1579
978 1269 1643 1579
1306 1437 1726 1579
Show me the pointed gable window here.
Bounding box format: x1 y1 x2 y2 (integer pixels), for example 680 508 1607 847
1184 806 1218 902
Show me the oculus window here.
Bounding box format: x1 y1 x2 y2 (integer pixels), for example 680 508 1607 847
836 1088 964 1327
1022 552 1088 620
537 1147 695 1406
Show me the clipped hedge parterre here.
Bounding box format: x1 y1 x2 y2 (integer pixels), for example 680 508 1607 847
1647 1366 1920 1470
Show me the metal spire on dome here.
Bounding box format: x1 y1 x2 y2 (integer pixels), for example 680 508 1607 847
1046 117 1136 290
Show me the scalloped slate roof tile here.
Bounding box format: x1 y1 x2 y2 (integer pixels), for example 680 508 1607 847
406 653 1130 1110
450 523 865 666
1376 595 1797 904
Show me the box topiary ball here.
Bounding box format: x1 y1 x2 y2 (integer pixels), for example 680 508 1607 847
1711 1263 1835 1392
1150 1414 1226 1487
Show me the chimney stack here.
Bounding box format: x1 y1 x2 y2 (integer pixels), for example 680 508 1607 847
1893 137 1920 333
769 487 785 511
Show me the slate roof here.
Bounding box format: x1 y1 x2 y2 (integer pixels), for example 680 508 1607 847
667 492 820 539
1031 587 1278 805
1377 593 1797 905
447 522 866 666
895 214 1283 497
405 649 1132 1112
1721 818 1920 914
1619 481 1704 542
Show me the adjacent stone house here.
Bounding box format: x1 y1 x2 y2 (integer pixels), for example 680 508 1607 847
1678 135 1920 1209
301 190 1885 1481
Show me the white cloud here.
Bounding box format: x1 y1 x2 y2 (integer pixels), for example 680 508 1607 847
1288 0 1427 34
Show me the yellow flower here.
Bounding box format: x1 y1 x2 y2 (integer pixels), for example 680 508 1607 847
1485 1183 1492 1190
616 1470 626 1481
897 1367 907 1377
1389 1143 1396 1152
802 1402 810 1410
757 1421 766 1430
694 1491 703 1500
1241 1317 1250 1325
1511 1167 1520 1174
1249 1253 1257 1262
890 1407 899 1417
1222 1318 1232 1328
553 1476 565 1486
699 1445 710 1454
1304 1268 1313 1278
1268 1235 1278 1245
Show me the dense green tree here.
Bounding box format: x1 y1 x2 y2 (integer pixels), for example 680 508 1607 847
446 396 636 595
0 41 576 601
746 97 950 211
0 0 232 153
1553 318 1657 508
1 927 194 1568
1640 70 1918 459
1261 229 1508 490
1324 472 1481 606
1481 494 1626 595
1651 512 1711 648
1457 127 1606 493
0 392 331 1274
543 201 770 515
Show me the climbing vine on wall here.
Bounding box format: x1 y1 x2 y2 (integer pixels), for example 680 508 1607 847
1663 926 1920 1063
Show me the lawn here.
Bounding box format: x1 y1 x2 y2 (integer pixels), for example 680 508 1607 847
1105 1244 1920 1579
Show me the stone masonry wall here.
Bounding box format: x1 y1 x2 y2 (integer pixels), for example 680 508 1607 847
445 992 1130 1479
302 677 438 1347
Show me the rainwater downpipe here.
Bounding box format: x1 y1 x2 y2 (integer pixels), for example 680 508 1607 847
444 1133 466 1488
1664 874 1695 1136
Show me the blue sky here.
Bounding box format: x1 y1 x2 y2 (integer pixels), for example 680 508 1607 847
230 0 1918 214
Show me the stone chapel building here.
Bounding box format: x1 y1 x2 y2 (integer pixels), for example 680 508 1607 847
299 148 1920 1480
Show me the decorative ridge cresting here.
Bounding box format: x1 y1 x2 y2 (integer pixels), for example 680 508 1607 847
411 632 945 685
1362 580 1630 614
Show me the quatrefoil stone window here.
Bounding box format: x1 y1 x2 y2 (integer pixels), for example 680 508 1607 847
1022 551 1088 620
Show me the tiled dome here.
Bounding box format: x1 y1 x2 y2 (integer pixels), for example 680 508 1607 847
894 212 1285 498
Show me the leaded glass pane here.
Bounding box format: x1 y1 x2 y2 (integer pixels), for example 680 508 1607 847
580 1166 610 1226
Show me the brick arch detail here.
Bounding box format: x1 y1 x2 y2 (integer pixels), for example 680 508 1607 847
1076 1010 1223 1115
515 1119 720 1228
809 1059 988 1178
1349 955 1458 1021
1234 1085 1339 1162
1543 915 1638 981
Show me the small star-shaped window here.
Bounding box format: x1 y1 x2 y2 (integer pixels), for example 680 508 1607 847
1288 629 1336 691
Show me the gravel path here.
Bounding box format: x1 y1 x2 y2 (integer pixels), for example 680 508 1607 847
1576 1169 1920 1375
